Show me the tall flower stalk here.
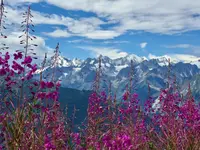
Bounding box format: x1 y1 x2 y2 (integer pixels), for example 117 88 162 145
51 43 60 82
0 0 6 36
93 55 102 94
19 6 37 102
0 0 8 51
40 53 47 82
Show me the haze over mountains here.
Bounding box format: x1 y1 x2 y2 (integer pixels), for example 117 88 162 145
35 54 200 104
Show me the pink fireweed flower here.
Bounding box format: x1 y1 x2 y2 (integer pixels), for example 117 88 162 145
4 52 10 61
0 68 6 76
71 133 81 145
5 76 11 82
0 57 5 65
40 81 46 89
22 56 32 65
9 70 14 76
26 72 33 80
45 92 53 99
33 81 39 86
55 81 61 90
27 64 32 69
12 61 24 72
26 63 37 72
123 91 130 101
51 91 59 101
0 113 6 123
144 96 154 114
31 64 37 72
6 81 16 89
21 77 25 81
44 135 56 150
36 92 46 99
13 52 23 60
45 91 59 100
46 82 54 88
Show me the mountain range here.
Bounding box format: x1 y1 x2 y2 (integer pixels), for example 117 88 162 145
35 54 200 104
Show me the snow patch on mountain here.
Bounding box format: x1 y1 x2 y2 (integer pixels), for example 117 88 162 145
74 68 81 72
72 58 82 66
57 56 72 67
115 64 128 72
152 98 161 112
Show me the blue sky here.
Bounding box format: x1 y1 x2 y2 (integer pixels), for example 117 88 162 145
2 0 200 60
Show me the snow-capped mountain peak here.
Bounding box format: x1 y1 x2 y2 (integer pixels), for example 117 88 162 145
124 54 144 63
57 56 72 67
72 58 83 67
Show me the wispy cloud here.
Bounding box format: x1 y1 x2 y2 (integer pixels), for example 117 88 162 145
164 44 193 49
66 39 129 44
66 39 86 44
82 30 122 40
164 44 200 55
5 0 40 6
43 29 71 38
148 53 200 65
102 40 129 44
140 42 148 49
78 46 128 59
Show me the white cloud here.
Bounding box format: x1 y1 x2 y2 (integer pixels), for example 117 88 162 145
148 53 200 67
0 6 55 62
44 0 200 35
66 39 85 44
164 44 200 55
43 29 71 38
140 42 147 49
148 53 200 62
148 54 170 60
83 30 122 39
5 0 40 6
4 6 112 39
1 32 54 61
78 46 128 59
102 40 129 44
7 0 200 40
169 54 200 63
66 39 129 45
43 28 121 39
5 6 104 27
164 44 192 49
